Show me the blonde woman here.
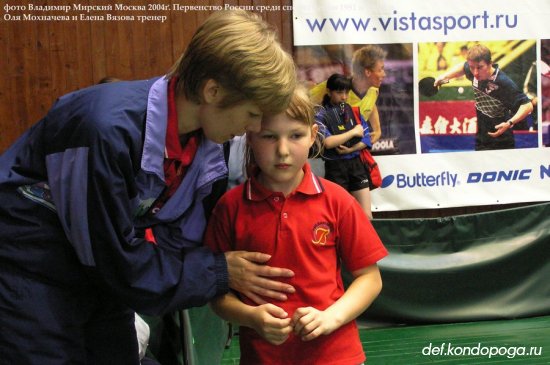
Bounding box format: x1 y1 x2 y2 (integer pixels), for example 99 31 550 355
0 10 296 363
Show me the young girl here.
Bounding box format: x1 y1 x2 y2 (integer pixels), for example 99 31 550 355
205 87 388 365
318 73 374 219
309 45 387 144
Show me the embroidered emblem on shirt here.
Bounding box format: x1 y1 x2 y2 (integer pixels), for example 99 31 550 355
312 222 332 245
484 82 498 94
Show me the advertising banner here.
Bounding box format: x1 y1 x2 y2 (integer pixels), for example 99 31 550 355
293 0 550 211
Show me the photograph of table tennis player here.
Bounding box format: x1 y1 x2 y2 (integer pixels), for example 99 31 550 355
418 40 538 153
295 43 416 155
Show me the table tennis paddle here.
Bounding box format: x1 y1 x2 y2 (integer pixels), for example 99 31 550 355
419 77 448 97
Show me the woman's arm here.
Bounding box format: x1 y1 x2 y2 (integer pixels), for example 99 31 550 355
205 199 296 305
224 251 295 303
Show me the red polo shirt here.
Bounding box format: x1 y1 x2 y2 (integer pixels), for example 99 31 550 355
205 163 388 365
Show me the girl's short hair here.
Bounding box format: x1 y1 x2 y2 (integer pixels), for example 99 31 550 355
326 73 352 92
285 85 316 128
168 10 296 115
245 86 323 173
323 73 351 106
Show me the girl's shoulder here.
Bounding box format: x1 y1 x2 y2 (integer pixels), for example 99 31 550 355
216 183 246 208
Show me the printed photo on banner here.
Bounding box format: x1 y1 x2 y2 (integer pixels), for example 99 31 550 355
541 39 550 147
293 0 550 211
294 43 415 155
418 40 538 153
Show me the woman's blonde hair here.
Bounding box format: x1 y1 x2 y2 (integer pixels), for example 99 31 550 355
244 86 323 174
168 10 296 114
352 45 387 79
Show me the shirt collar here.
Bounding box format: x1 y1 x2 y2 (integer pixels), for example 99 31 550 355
245 163 324 201
490 64 499 81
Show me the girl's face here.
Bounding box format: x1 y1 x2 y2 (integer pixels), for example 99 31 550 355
328 89 349 105
248 113 317 195
365 60 386 88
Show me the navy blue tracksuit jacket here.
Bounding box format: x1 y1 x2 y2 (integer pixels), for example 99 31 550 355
0 77 229 364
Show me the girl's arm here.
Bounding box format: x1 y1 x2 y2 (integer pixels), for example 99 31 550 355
324 124 365 149
335 141 367 154
291 264 382 341
338 112 371 154
210 292 293 345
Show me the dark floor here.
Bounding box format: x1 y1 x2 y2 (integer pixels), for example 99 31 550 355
221 316 550 364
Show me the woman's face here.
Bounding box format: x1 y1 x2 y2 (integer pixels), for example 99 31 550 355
365 60 386 88
198 81 263 143
200 100 262 143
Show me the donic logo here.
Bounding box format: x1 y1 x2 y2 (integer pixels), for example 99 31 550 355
467 169 531 183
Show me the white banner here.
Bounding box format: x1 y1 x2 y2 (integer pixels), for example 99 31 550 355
294 0 550 211
293 0 550 45
372 149 550 211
